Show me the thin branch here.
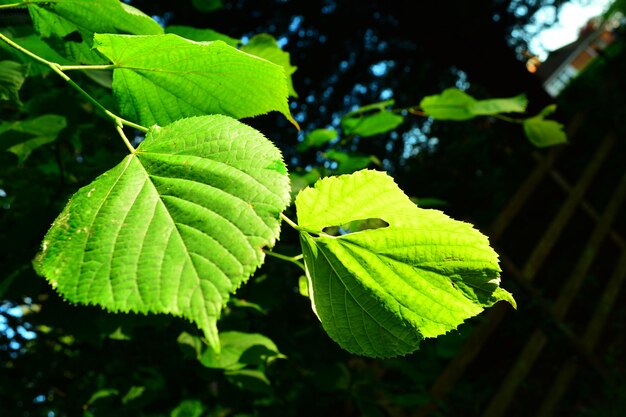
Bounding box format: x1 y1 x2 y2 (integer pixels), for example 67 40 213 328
263 249 306 272
280 212 301 231
0 33 149 146
115 121 136 154
58 64 116 71
0 2 26 9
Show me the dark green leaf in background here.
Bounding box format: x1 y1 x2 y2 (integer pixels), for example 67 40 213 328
420 88 527 120
0 60 28 104
340 100 403 137
200 331 285 370
0 114 67 162
296 128 338 152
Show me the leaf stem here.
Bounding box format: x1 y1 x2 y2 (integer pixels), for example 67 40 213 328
0 2 26 9
280 212 301 231
0 33 149 143
493 114 525 124
263 249 306 272
59 64 116 71
115 120 136 154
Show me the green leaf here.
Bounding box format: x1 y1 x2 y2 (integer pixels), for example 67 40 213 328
420 88 527 120
295 170 515 357
0 60 28 104
85 388 119 406
340 101 403 137
200 331 285 370
165 25 240 47
94 34 296 128
296 128 338 152
171 399 204 417
468 94 528 115
34 115 290 351
28 0 163 37
241 34 299 98
523 104 568 147
191 0 224 13
419 88 476 120
341 111 404 137
0 33 72 75
26 0 163 64
0 114 67 162
121 386 146 404
177 331 203 360
324 149 379 175
224 369 272 393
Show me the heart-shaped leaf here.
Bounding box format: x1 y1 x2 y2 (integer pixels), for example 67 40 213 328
94 34 297 128
295 170 515 357
35 115 290 350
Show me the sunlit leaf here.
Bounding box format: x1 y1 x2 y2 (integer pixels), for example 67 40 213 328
295 170 515 357
200 331 285 370
94 34 296 128
26 0 163 63
523 104 568 147
165 25 240 47
241 33 299 98
34 115 290 351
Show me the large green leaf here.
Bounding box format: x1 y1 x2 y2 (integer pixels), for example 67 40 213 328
94 34 296 128
34 115 291 350
420 88 527 120
26 0 163 64
295 170 515 357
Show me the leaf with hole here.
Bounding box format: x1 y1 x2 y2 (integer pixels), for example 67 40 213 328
295 170 515 357
34 115 290 351
94 34 297 128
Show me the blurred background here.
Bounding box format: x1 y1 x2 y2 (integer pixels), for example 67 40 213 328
1 0 625 416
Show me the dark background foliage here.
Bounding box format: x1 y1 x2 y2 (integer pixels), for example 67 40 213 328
1 1 624 416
